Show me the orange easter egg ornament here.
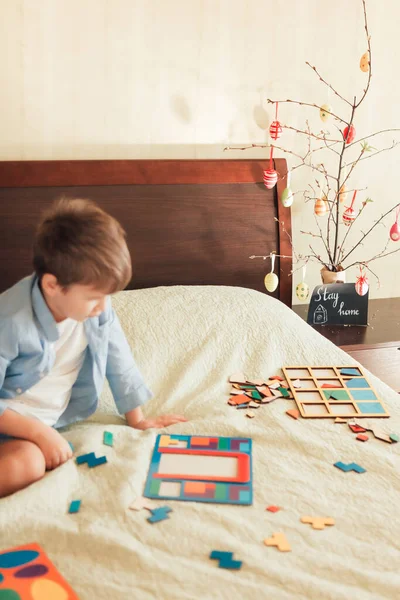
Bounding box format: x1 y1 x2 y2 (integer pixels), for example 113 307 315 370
360 51 370 73
314 198 327 216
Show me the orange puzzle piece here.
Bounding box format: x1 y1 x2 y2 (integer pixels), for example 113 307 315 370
264 533 291 552
300 516 335 530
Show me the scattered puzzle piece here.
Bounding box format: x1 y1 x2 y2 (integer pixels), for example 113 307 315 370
210 551 242 570
266 506 281 513
103 431 114 447
228 394 250 405
129 496 155 511
248 401 260 409
340 368 361 376
292 379 302 388
349 424 366 433
300 516 335 530
267 381 281 389
246 412 255 419
229 373 247 384
356 434 369 442
390 434 399 443
264 533 291 552
147 506 172 524
334 461 366 474
76 452 107 468
278 386 290 398
247 379 265 386
269 375 284 381
334 417 348 423
68 500 81 514
286 409 300 420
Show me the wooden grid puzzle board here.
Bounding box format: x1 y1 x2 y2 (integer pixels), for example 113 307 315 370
143 434 253 505
282 365 390 419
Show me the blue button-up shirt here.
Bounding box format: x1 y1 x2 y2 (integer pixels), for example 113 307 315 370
0 274 153 428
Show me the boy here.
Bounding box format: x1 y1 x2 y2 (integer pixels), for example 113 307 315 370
0 197 187 498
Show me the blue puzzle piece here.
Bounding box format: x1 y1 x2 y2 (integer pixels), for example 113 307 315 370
340 368 361 376
76 452 96 465
88 455 107 468
76 452 107 468
68 500 81 514
147 506 172 523
210 550 242 570
334 461 366 474
68 441 75 452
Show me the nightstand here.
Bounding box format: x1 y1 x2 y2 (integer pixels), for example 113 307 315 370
293 297 400 392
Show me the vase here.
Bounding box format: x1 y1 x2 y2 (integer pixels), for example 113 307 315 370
320 267 346 284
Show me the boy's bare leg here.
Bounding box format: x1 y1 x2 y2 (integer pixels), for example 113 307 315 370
0 439 46 498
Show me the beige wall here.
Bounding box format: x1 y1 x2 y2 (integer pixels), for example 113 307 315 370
1 0 399 302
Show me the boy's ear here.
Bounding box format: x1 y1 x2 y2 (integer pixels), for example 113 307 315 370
41 273 61 296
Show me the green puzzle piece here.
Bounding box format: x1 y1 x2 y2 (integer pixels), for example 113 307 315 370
323 389 350 401
103 431 114 446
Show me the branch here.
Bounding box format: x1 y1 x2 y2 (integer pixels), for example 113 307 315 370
266 98 349 125
346 129 400 149
341 201 400 265
355 0 372 108
305 62 353 107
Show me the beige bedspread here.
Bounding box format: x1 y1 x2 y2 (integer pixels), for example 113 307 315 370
1 286 399 600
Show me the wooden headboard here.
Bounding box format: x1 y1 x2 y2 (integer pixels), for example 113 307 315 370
0 158 292 306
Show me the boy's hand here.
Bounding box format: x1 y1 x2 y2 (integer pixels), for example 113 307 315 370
131 414 187 430
32 426 73 471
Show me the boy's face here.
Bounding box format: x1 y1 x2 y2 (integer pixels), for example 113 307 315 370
41 274 108 323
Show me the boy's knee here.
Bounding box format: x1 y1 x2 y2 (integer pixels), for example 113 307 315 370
12 440 46 483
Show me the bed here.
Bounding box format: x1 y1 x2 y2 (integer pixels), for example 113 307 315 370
0 159 399 600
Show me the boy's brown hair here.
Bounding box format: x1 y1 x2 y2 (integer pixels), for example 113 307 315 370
33 197 132 293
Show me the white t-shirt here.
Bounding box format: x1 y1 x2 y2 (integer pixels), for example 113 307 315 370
7 318 88 426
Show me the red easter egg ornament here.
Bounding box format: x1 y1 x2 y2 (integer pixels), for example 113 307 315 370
269 120 282 140
390 222 400 242
343 124 356 144
343 206 356 226
263 169 278 189
355 273 369 296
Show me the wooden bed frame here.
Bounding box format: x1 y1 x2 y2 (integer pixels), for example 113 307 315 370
0 158 292 306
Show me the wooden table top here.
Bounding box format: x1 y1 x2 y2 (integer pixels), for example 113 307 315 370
292 297 400 349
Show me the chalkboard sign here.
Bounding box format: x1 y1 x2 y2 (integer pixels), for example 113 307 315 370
307 283 369 326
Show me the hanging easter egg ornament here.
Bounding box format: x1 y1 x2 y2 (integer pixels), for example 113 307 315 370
360 51 370 73
281 170 293 207
389 207 400 241
314 197 327 216
343 190 358 226
264 145 278 189
269 102 282 140
264 253 279 293
343 124 356 144
320 103 332 123
355 266 369 296
296 266 309 301
339 183 347 203
263 169 278 189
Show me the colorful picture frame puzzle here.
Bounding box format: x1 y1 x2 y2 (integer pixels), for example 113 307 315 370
0 542 79 599
144 434 253 505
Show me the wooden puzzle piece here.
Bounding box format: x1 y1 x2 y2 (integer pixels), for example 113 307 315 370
247 378 265 386
390 434 399 443
246 412 255 418
335 417 348 423
292 379 302 388
75 452 107 468
266 381 281 389
248 401 260 409
229 373 247 384
129 496 155 511
256 385 273 397
349 424 367 433
278 386 290 398
68 500 81 514
300 516 335 530
334 461 366 473
147 506 172 524
269 375 284 381
228 394 250 406
356 433 369 442
103 431 113 447
266 506 281 513
264 533 291 552
286 409 300 420
210 550 242 570
353 420 393 443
